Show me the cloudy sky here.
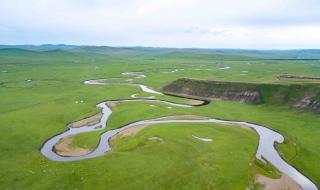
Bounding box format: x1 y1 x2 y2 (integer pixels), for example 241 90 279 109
1 0 320 49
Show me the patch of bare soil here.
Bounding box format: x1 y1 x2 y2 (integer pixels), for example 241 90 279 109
69 112 102 128
106 102 117 109
120 124 149 137
255 174 302 190
54 136 91 157
187 99 205 105
112 124 149 141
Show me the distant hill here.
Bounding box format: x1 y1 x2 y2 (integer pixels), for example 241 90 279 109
0 48 39 55
0 44 78 51
1 45 320 60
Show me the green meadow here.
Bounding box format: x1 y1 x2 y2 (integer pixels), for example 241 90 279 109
0 46 319 189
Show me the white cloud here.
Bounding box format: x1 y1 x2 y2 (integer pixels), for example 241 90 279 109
0 0 320 48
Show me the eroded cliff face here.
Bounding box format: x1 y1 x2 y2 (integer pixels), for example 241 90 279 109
163 78 263 104
210 91 261 104
178 86 261 104
163 78 320 113
293 95 320 112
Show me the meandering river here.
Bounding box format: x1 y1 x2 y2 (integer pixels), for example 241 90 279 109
40 77 318 190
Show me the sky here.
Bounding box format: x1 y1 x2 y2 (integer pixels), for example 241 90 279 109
1 0 320 49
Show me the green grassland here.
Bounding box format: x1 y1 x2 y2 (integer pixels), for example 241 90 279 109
0 46 319 189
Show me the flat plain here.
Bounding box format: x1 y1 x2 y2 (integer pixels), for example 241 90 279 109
0 46 319 190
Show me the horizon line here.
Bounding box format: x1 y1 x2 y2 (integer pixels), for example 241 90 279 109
1 44 320 51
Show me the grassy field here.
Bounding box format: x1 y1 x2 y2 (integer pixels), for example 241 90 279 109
0 46 319 189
